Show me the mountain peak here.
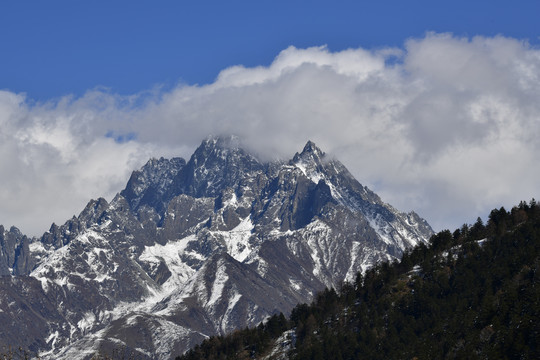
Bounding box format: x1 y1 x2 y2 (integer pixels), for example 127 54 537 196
120 156 186 216
190 135 247 165
292 140 326 166
302 140 324 157
201 134 241 151
176 135 264 198
190 135 257 166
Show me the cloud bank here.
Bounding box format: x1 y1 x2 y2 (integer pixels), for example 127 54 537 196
1 33 539 236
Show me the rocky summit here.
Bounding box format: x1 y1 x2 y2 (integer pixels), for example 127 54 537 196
0 136 433 359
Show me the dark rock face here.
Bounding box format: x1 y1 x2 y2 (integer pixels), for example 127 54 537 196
0 136 434 359
121 157 186 220
0 226 34 276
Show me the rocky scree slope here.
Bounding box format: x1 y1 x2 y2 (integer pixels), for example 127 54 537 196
0 136 433 359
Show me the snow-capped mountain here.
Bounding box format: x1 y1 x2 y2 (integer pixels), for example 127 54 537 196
0 136 433 359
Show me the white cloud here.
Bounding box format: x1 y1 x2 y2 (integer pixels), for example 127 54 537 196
1 33 540 236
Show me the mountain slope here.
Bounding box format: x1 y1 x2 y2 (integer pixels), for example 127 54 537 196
0 136 433 359
178 200 540 360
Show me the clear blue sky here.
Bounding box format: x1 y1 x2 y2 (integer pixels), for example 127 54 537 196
2 0 539 100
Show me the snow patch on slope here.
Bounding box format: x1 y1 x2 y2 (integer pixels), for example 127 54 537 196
77 312 96 335
30 228 117 291
289 278 302 291
207 260 229 308
303 220 333 283
366 213 400 247
365 211 425 250
262 329 296 360
345 242 361 282
212 217 254 262
151 318 198 359
220 291 242 333
139 235 198 293
295 160 322 184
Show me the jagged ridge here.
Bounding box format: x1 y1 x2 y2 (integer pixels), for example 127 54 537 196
0 135 434 359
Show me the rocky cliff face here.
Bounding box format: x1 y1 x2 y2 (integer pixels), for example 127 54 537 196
0 226 34 276
0 136 433 359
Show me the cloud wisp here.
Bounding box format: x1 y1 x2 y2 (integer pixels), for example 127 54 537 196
1 33 539 236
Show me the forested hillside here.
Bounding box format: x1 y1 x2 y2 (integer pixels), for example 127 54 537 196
177 200 540 359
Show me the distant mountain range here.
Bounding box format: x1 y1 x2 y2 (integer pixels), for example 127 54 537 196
0 136 433 359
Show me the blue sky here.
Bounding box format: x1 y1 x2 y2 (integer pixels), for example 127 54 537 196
2 1 539 100
1 1 540 236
